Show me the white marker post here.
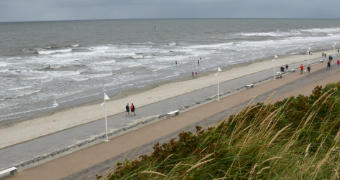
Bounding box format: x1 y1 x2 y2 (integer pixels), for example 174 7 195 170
216 67 222 101
272 55 278 80
101 92 110 142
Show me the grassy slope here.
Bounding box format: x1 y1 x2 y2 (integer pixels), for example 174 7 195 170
102 82 340 180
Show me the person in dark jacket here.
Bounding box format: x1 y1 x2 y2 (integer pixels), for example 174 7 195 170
125 103 130 116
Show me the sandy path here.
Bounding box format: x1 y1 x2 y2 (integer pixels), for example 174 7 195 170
0 50 333 149
8 54 340 180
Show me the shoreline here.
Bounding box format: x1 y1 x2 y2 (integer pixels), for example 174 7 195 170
0 48 336 150
0 47 330 126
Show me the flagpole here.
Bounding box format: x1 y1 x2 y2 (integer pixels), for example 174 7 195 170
216 67 222 101
272 55 278 80
104 98 108 142
102 92 110 142
217 78 220 101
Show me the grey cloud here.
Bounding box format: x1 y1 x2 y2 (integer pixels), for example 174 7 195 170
0 0 339 22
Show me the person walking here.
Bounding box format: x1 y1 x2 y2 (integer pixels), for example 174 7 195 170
125 103 130 116
327 61 331 70
300 64 304 74
285 64 289 71
130 103 136 116
307 65 311 73
337 59 340 66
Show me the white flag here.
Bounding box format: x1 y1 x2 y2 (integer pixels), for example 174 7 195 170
217 67 222 72
104 93 110 101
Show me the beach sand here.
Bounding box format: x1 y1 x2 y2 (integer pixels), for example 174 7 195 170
8 49 340 180
0 50 335 150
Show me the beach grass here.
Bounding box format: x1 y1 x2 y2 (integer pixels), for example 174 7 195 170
102 82 340 180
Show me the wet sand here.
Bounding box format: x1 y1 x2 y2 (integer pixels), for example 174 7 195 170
0 49 334 150
7 51 340 180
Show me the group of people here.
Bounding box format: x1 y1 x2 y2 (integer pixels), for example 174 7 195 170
299 64 311 74
125 103 136 116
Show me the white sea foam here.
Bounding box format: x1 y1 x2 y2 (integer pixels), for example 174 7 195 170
0 62 8 67
168 42 177 46
301 27 340 34
8 86 32 91
238 31 298 37
37 48 72 55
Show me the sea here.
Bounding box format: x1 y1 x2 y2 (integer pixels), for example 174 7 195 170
1 18 340 121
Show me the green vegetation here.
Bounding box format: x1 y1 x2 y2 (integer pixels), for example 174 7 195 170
103 82 340 180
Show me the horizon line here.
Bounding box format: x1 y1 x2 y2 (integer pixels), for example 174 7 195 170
1 17 340 23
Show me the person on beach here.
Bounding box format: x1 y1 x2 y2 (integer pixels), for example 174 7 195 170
285 64 289 71
125 103 130 116
337 59 340 66
300 64 304 74
280 66 285 72
197 59 200 65
175 61 177 65
130 103 136 116
192 72 194 78
195 72 198 76
307 65 311 73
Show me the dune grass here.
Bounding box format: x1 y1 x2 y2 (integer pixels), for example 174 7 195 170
102 82 340 180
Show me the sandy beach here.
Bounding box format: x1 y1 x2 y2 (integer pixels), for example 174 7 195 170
6 48 340 180
0 49 336 150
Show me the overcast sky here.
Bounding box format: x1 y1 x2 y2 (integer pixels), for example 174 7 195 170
1 0 340 22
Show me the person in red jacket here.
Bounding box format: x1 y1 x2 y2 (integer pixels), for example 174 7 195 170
130 103 136 116
300 64 304 74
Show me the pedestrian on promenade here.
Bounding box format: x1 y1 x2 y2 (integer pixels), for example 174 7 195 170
307 65 311 73
130 103 136 116
329 55 333 62
300 64 304 74
327 61 331 70
125 103 130 116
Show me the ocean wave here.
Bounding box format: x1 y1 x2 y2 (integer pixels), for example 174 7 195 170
168 42 177 46
8 86 33 91
301 27 340 34
36 48 72 55
0 62 8 67
238 31 301 37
